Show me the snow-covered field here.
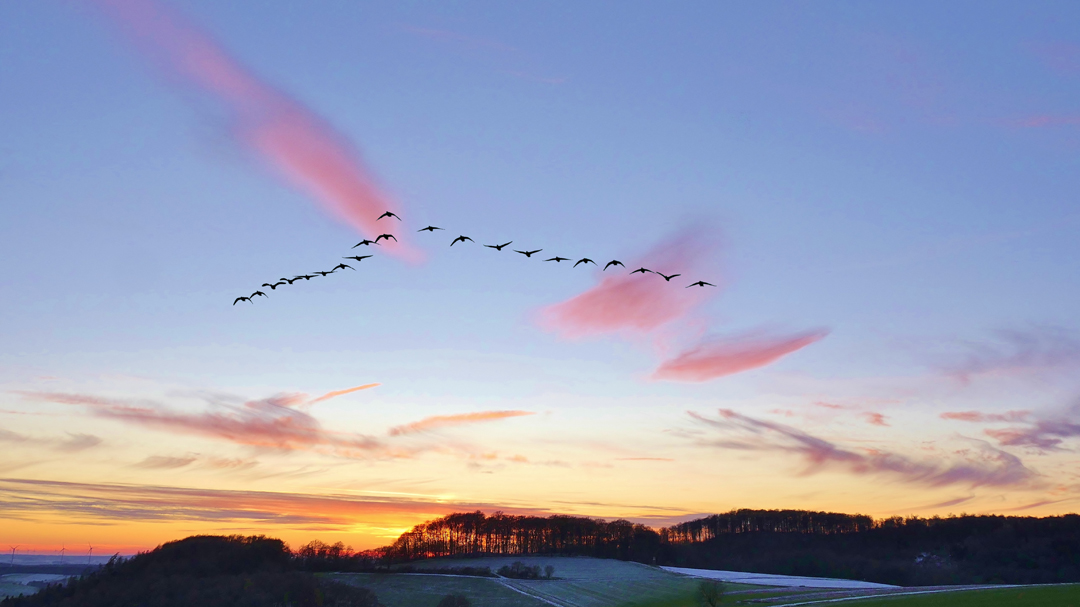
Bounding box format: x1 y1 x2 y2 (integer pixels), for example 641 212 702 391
661 566 898 589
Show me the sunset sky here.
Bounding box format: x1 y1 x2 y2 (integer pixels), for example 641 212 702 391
2 0 1080 556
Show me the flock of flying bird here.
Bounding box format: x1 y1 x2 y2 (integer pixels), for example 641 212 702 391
233 211 715 304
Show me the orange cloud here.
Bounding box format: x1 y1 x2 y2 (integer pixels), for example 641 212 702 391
308 383 380 406
653 330 828 382
941 410 1031 423
388 411 536 436
862 412 890 427
93 0 419 261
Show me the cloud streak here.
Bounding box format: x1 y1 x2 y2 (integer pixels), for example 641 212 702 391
388 410 536 436
19 390 385 457
944 327 1080 384
93 0 418 260
653 330 828 382
689 409 1037 489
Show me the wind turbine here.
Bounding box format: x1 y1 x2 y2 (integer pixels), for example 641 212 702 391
87 544 94 565
8 545 17 566
59 544 66 565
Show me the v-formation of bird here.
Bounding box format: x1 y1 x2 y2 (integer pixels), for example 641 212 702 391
233 211 715 304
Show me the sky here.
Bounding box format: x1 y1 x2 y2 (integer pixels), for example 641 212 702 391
2 0 1080 555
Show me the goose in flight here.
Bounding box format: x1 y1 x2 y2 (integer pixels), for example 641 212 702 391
574 258 596 267
545 256 569 263
313 270 334 277
630 267 653 274
251 291 268 298
352 239 379 248
603 260 624 271
375 234 397 243
343 255 372 262
332 263 354 271
656 272 681 282
485 241 512 251
515 249 542 258
280 277 300 284
418 226 444 232
686 281 716 288
377 211 401 221
294 275 315 281
262 281 287 290
451 235 474 246
233 296 252 305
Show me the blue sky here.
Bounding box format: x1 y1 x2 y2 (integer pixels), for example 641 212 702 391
1 0 1079 552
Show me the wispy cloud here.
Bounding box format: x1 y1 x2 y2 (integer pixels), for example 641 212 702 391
19 390 385 457
943 327 1080 384
653 330 828 382
388 410 536 436
93 0 419 260
538 226 719 339
689 409 1038 489
861 412 890 427
940 410 1031 423
134 455 198 469
307 383 380 406
0 428 101 452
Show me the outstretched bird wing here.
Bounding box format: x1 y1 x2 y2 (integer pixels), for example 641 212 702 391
631 267 652 274
377 211 400 221
604 260 624 270
418 226 444 232
233 297 247 305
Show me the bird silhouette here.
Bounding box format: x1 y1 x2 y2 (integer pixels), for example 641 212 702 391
375 234 397 243
485 241 512 251
574 258 596 267
686 281 716 288
294 275 315 281
656 272 681 282
630 267 653 274
313 270 333 277
604 260 624 271
262 281 287 290
377 211 401 221
251 291 268 298
515 249 542 257
280 277 300 284
451 235 474 246
352 240 379 248
418 226 444 232
545 256 569 262
233 296 252 305
343 255 372 262
333 263 354 271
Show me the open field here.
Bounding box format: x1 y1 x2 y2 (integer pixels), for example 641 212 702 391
337 557 1080 607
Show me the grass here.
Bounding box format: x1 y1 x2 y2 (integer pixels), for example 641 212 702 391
820 584 1080 607
328 572 547 607
0 582 39 600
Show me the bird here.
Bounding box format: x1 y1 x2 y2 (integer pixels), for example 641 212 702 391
280 277 300 284
352 240 379 248
333 263 354 271
377 211 401 221
294 275 315 281
343 255 372 262
262 281 287 290
604 260 624 271
418 226 444 232
251 291 268 298
656 272 681 282
451 235 474 246
630 267 653 274
515 249 542 257
233 296 251 305
485 241 512 251
375 234 397 243
574 258 596 267
686 281 716 288
545 256 569 263
312 270 332 277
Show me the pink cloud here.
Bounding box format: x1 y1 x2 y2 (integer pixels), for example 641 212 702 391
690 409 1037 489
652 330 828 382
20 391 385 456
308 383 380 406
537 226 719 339
862 412 890 427
93 0 419 260
940 410 1031 423
388 410 536 436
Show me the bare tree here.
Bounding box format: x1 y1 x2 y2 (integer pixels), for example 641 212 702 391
698 580 726 607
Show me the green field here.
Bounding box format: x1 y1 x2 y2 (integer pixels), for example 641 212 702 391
827 584 1080 607
333 557 1080 607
